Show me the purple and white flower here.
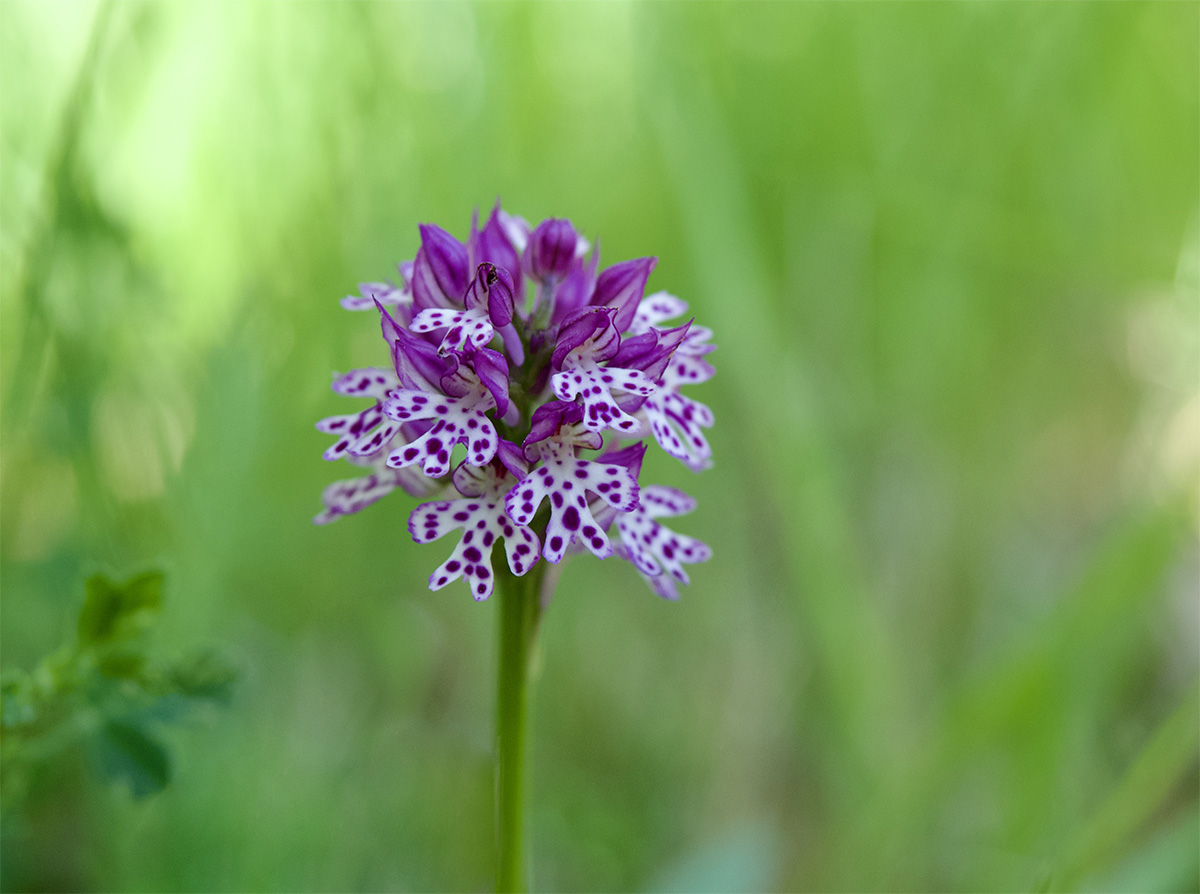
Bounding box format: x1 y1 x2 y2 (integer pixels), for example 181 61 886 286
316 207 715 600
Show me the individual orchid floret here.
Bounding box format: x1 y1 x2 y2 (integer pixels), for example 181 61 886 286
409 263 515 355
315 463 432 525
614 485 712 600
341 276 411 312
550 307 657 435
408 462 540 600
316 368 404 460
629 291 716 471
383 358 502 477
643 377 715 472
470 205 525 299
506 404 642 563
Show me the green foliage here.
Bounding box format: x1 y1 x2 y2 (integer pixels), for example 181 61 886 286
1 571 234 824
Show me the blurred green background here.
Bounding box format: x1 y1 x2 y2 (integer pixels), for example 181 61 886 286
2 2 1197 891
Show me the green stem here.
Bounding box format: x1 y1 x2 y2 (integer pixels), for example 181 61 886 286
494 554 545 893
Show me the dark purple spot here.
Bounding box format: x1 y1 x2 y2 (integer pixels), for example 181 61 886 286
454 511 470 521
446 560 461 572
551 492 564 508
482 531 494 546
574 468 588 479
464 547 482 562
562 506 580 530
549 536 563 552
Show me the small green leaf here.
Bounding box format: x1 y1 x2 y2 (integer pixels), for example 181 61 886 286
0 675 36 729
95 719 170 798
167 651 237 703
77 571 163 647
94 648 148 680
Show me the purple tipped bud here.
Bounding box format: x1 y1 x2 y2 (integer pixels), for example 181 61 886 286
464 263 516 328
591 257 657 332
528 218 581 281
412 224 469 309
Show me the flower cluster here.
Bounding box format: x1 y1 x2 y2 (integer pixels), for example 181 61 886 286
315 206 714 601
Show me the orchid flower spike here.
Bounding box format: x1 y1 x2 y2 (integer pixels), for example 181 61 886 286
316 206 715 600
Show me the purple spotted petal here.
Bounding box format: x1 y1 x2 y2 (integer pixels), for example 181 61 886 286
410 306 494 355
615 484 710 591
317 399 403 461
342 281 410 312
314 466 429 524
409 466 540 600
644 389 715 472
632 291 688 330
384 388 498 476
503 453 639 563
551 362 656 435
331 367 399 400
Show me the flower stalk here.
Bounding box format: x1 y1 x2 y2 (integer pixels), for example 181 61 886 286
494 554 544 894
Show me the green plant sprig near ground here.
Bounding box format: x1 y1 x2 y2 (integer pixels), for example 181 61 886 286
1 570 235 821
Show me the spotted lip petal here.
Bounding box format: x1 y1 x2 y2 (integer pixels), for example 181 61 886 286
383 384 499 477
551 361 656 435
408 472 541 600
315 465 430 524
614 484 711 598
342 280 411 312
503 447 640 564
317 368 406 462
